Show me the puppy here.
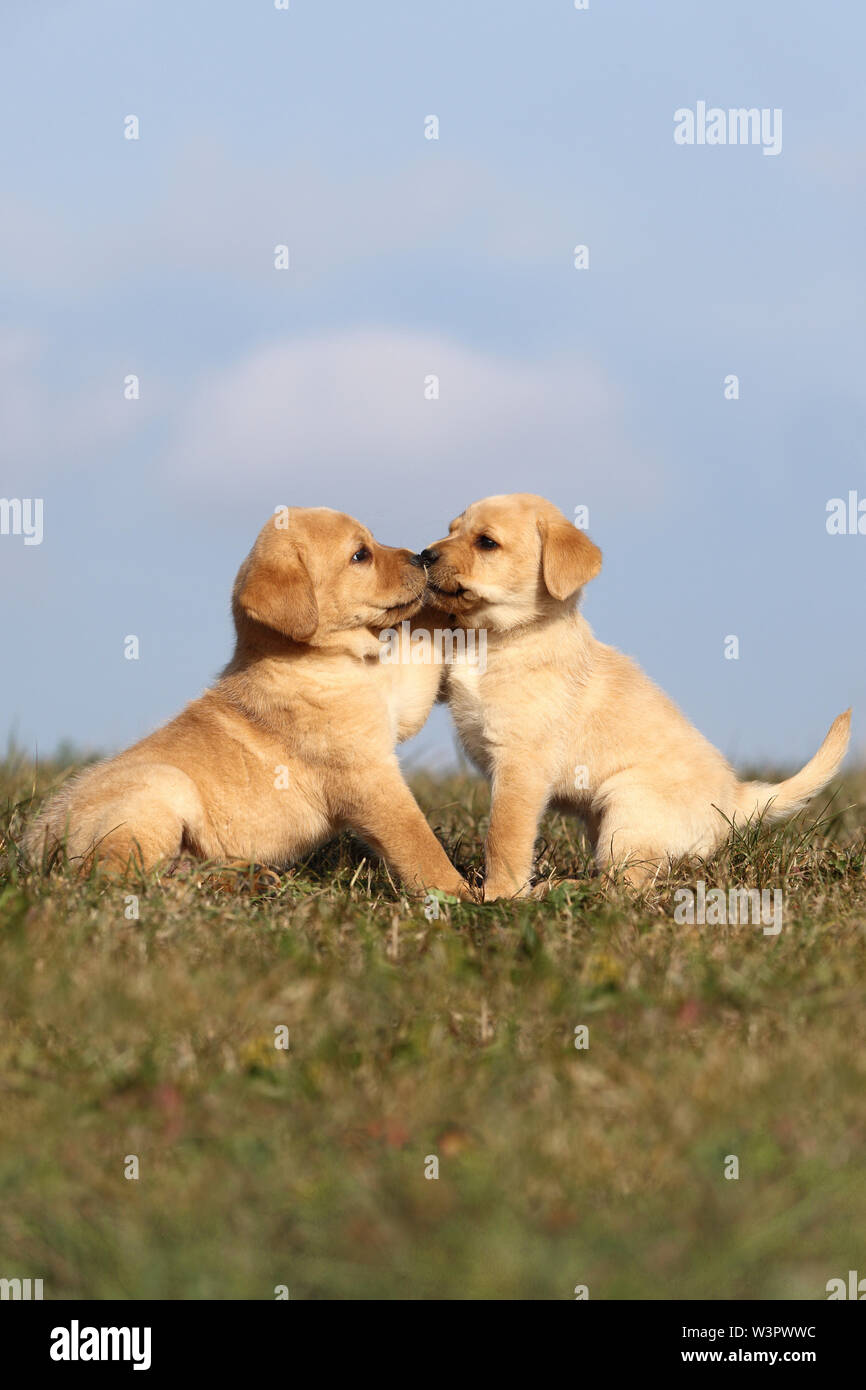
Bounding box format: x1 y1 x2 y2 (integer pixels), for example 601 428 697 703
419 493 850 898
27 507 470 898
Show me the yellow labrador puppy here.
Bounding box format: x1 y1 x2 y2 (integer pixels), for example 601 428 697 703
27 507 470 898
419 493 850 898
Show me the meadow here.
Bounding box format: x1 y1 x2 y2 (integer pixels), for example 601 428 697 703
1 750 865 1300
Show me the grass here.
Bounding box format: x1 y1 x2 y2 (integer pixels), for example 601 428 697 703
1 749 865 1300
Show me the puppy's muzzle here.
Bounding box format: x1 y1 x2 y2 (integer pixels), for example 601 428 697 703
411 550 438 569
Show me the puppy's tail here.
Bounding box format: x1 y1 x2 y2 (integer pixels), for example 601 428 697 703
734 708 851 823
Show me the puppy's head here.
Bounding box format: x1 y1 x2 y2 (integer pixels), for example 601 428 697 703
233 507 425 653
418 493 601 631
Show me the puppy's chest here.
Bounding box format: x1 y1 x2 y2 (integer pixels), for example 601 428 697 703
377 652 442 744
446 660 497 766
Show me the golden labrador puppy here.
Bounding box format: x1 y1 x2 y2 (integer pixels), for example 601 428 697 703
419 493 850 898
27 507 470 898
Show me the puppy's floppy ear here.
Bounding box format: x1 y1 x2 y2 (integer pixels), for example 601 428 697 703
538 517 602 600
237 553 318 641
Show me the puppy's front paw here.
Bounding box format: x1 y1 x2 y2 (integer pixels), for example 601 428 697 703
482 879 532 903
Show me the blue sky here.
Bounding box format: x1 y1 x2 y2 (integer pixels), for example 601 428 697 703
2 0 864 769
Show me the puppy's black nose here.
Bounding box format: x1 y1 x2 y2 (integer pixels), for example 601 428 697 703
417 548 439 566
409 552 426 569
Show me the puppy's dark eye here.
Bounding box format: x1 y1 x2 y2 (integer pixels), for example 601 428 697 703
350 546 371 564
476 535 499 550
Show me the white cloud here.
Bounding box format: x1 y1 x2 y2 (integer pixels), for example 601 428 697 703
161 328 654 520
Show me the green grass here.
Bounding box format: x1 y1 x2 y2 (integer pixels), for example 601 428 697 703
1 750 865 1300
